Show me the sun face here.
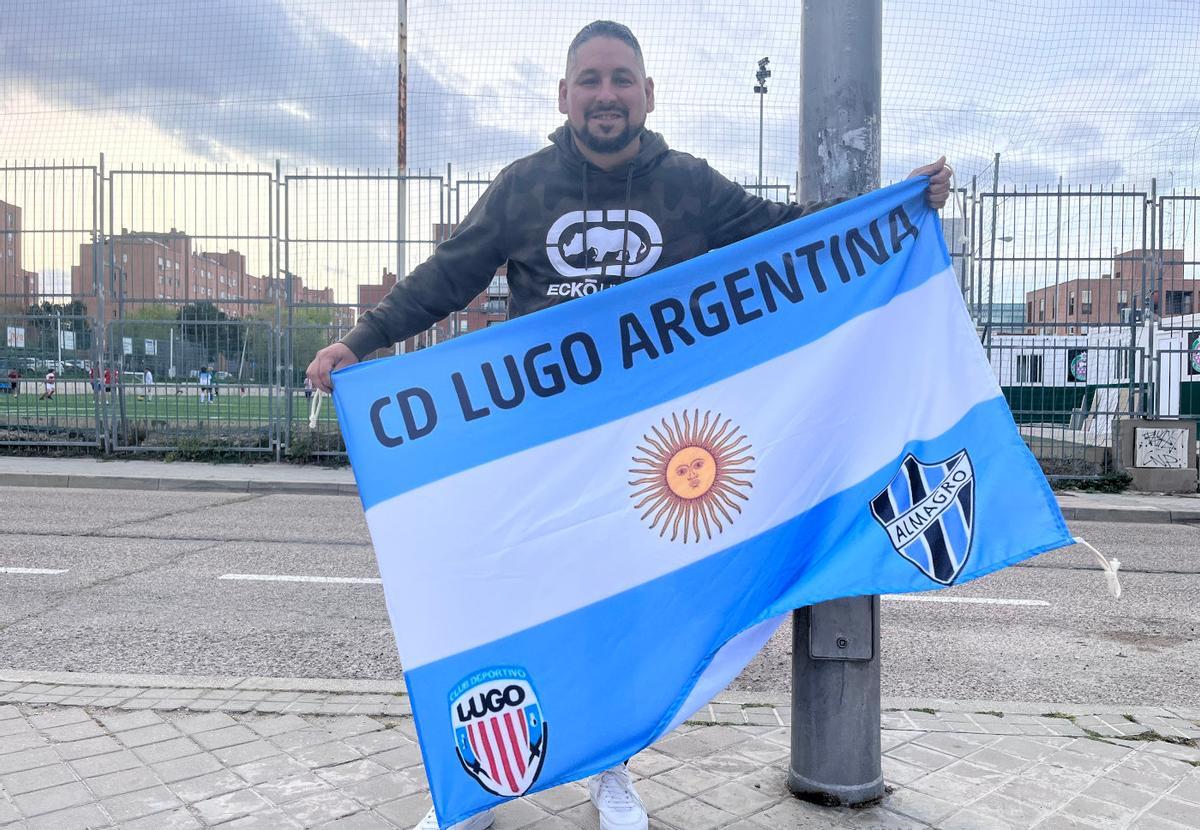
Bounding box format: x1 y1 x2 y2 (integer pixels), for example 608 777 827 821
667 446 717 499
629 410 755 543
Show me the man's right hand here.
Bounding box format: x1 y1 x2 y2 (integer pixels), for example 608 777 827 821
306 342 359 394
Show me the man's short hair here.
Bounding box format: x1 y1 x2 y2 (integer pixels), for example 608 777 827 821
567 20 645 73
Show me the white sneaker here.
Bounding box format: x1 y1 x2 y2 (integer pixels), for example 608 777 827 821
588 765 648 830
412 806 494 830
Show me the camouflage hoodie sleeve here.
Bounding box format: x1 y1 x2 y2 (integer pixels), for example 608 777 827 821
339 169 513 359
704 163 844 250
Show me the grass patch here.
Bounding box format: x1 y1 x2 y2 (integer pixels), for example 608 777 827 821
1050 471 1133 493
0 390 337 427
1111 730 1196 747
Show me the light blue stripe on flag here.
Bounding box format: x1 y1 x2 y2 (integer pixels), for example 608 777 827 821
333 178 1073 826
941 493 970 557
891 470 913 514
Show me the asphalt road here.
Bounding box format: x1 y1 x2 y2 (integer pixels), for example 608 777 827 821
0 485 1197 706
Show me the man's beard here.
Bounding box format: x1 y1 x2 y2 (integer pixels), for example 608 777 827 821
571 107 643 154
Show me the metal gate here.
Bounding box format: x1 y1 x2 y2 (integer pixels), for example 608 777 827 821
0 162 104 449
2 155 1196 472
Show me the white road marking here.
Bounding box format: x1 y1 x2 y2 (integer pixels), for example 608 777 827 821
0 567 69 575
219 573 381 585
883 594 1049 607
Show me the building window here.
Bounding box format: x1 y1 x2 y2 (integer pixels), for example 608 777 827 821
122 253 128 263
1016 354 1043 383
1038 298 1045 322
1068 293 1075 315
1081 289 1092 315
1165 291 1194 316
1118 289 1129 303
157 257 164 268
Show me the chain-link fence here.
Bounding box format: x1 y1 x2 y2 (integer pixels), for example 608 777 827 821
0 159 490 459
1 157 1197 472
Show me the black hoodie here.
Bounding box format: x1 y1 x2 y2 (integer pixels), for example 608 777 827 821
341 126 839 358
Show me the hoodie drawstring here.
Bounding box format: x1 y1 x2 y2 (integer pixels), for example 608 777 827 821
581 163 589 274
620 163 634 282
577 151 638 286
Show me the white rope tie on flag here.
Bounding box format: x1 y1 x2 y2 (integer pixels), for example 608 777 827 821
308 389 326 429
1073 536 1122 599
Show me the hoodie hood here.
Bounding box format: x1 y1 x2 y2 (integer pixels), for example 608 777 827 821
549 124 671 177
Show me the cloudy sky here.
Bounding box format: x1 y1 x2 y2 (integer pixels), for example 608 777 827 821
2 0 1198 299
1 0 1197 188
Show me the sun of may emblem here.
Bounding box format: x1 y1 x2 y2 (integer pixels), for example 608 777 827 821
628 410 755 543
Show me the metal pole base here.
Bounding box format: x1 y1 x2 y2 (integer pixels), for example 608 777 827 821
787 769 885 807
788 598 883 807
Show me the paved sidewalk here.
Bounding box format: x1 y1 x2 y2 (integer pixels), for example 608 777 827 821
0 672 1198 829
1 456 1198 522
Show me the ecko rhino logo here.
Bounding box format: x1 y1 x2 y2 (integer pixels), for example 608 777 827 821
545 209 663 279
450 667 547 797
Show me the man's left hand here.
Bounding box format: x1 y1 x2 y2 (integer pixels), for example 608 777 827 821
908 156 952 210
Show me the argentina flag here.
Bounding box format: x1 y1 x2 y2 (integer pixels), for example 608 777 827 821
332 177 1074 826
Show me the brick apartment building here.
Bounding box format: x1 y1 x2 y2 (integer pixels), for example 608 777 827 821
1024 248 1191 334
354 226 510 358
0 200 39 311
70 231 349 326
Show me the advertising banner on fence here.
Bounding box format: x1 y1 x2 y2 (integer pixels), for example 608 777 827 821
1067 347 1088 383
333 178 1074 826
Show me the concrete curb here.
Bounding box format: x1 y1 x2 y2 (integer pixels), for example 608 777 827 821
0 669 403 695
1058 505 1200 524
0 471 359 497
8 471 1200 522
3 669 1198 722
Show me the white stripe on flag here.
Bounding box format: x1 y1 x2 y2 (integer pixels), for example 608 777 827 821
368 268 1001 669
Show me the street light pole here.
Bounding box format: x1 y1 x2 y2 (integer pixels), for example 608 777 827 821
754 58 770 193
793 0 884 807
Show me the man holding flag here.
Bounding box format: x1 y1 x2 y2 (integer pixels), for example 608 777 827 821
310 20 963 830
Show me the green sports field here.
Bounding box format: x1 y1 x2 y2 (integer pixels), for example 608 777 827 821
0 388 339 429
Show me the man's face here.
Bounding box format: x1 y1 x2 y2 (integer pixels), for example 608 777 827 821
559 37 655 155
